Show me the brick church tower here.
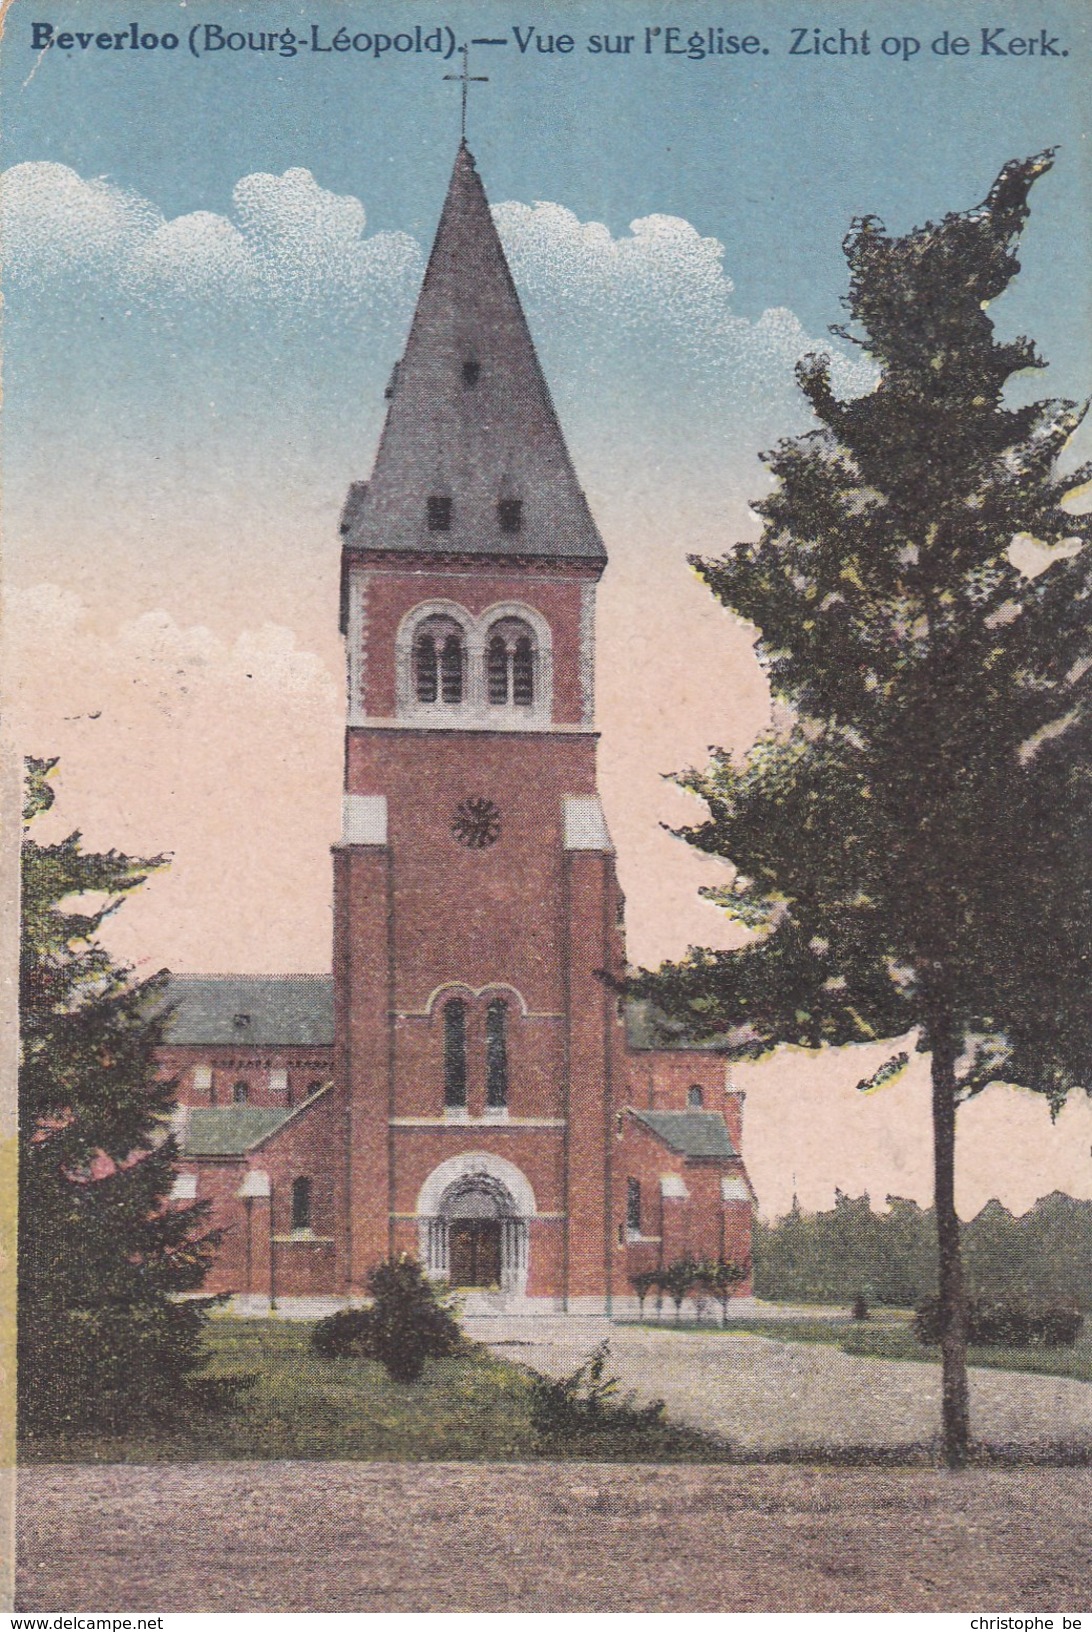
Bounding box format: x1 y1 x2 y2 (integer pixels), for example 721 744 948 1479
159 142 754 1315
333 140 622 1308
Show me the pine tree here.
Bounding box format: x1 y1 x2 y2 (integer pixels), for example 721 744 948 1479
641 153 1091 1465
19 758 219 1433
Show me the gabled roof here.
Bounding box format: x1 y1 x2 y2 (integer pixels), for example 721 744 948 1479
341 142 605 568
180 1106 295 1157
160 975 335 1047
630 1109 738 1160
179 1083 331 1157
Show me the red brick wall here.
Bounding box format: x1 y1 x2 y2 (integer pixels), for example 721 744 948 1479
345 729 598 1014
180 1090 343 1298
158 1045 333 1109
356 562 596 725
615 1111 754 1296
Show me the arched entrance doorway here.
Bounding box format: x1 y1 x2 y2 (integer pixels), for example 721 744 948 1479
416 1153 534 1296
444 1175 512 1288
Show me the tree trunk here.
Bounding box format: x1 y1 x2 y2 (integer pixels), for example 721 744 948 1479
931 1017 970 1467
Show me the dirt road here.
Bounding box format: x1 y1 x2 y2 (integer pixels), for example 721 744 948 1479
16 1462 1092 1611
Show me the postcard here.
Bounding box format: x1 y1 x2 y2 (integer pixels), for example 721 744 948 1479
4 0 1091 1613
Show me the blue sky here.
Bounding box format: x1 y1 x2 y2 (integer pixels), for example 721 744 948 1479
5 0 1089 338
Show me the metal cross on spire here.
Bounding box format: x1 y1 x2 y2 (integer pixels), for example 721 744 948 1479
444 43 488 142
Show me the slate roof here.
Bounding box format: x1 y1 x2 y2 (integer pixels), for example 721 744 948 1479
160 975 335 1048
340 142 606 574
180 1106 295 1157
630 1110 738 1160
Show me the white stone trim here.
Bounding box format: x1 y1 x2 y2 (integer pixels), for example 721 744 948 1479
237 1169 271 1199
579 581 596 726
170 1172 198 1201
392 597 553 729
346 568 368 725
415 1151 538 1219
269 1067 288 1096
660 1174 690 1200
563 795 612 851
419 980 531 1019
721 1176 751 1203
192 1065 212 1093
342 794 388 845
345 718 596 737
391 1116 565 1129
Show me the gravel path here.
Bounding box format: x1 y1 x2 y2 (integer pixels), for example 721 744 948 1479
16 1461 1092 1611
471 1315 1092 1452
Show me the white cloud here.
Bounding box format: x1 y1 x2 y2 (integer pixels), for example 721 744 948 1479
495 198 876 399
1 162 161 283
2 160 873 395
2 160 421 315
3 584 339 733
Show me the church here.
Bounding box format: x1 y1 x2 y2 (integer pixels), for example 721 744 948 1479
158 142 755 1313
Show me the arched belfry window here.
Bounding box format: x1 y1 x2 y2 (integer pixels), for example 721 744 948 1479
415 616 466 706
485 997 509 1109
398 601 549 725
444 1000 468 1108
486 618 536 708
688 1085 704 1109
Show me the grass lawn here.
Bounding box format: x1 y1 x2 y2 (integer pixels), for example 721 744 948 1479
18 1316 730 1465
621 1311 1092 1383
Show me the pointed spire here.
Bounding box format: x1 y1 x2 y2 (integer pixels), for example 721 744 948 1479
343 145 605 566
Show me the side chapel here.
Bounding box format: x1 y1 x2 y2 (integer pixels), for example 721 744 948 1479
158 142 755 1312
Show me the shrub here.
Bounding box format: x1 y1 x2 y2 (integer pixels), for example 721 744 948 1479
913 1296 1084 1348
659 1255 703 1322
311 1256 464 1382
695 1257 749 1326
529 1341 665 1442
629 1269 660 1319
311 1306 376 1360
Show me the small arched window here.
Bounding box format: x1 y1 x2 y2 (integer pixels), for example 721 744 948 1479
232 1081 249 1105
291 1176 312 1232
626 1177 642 1233
444 1000 467 1108
486 997 508 1108
486 618 535 708
687 1085 704 1109
414 617 466 706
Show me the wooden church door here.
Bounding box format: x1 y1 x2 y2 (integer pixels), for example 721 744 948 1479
449 1220 502 1287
